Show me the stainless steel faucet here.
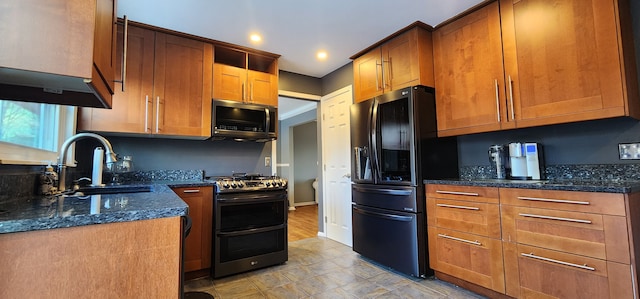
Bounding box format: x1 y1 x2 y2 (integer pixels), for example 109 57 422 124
57 133 117 192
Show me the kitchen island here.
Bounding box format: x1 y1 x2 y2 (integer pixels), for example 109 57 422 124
424 178 640 299
0 181 209 299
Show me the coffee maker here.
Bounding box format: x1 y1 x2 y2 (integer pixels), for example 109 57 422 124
508 142 544 180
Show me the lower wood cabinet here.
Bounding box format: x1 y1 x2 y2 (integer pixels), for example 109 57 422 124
172 186 213 273
426 184 639 298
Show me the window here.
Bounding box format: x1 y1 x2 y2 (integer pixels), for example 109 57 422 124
0 100 76 165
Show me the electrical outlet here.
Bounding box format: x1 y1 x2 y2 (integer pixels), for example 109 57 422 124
265 157 271 167
618 143 640 159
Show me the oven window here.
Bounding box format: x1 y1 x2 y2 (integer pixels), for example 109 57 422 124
219 228 286 262
218 200 286 231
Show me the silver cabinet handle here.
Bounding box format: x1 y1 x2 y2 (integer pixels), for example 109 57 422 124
155 96 160 133
494 79 501 122
383 58 391 89
519 213 592 224
115 15 129 92
435 190 480 197
144 95 150 133
182 189 201 193
521 253 595 271
438 234 481 246
436 203 480 211
375 60 382 91
508 75 514 121
517 196 590 205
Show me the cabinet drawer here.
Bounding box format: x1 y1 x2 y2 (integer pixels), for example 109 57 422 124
504 243 633 299
427 197 501 239
426 184 499 204
428 227 505 293
501 205 630 263
500 188 625 216
173 186 212 198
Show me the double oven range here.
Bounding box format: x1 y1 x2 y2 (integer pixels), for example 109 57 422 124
208 173 288 278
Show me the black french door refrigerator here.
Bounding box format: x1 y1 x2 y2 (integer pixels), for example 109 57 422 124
350 85 458 278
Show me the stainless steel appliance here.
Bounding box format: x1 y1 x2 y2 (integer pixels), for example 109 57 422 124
507 142 544 180
208 173 288 278
488 144 507 179
211 99 278 142
350 86 458 278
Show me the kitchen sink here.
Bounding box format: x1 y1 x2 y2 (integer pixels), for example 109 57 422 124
71 184 153 196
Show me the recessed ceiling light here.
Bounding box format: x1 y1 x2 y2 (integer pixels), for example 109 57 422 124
250 33 262 43
316 51 328 60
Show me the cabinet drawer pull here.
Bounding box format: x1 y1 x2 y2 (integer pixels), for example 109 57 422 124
144 95 150 133
436 203 480 211
437 234 482 246
519 213 592 224
375 61 382 91
521 253 595 271
517 196 590 205
436 190 480 197
494 79 501 122
155 96 161 133
182 189 201 193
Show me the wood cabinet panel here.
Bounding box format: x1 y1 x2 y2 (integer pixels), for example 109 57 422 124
428 227 505 293
154 33 212 137
248 70 278 106
434 2 511 136
427 198 501 239
79 24 155 133
426 184 499 204
499 188 626 216
213 64 245 102
0 217 181 298
353 49 383 102
173 186 213 273
507 244 631 299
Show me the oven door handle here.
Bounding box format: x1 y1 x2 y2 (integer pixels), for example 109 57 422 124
217 224 286 237
217 193 287 203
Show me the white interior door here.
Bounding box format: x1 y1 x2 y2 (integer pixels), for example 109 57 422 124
321 86 353 246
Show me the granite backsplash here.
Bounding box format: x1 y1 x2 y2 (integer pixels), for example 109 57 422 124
460 164 640 181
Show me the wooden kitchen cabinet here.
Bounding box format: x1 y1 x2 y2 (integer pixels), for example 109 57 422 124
434 0 640 137
79 23 213 138
351 22 435 102
0 0 116 108
425 184 505 293
172 186 213 273
500 188 636 298
213 46 279 106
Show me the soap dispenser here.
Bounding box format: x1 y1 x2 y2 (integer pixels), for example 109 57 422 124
40 164 58 195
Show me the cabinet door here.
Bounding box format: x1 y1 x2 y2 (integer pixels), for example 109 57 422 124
92 0 116 99
154 33 213 137
248 70 277 106
173 186 213 273
502 0 628 127
79 25 155 133
428 227 505 293
353 49 384 102
384 27 434 92
433 2 512 136
503 243 633 299
213 64 245 102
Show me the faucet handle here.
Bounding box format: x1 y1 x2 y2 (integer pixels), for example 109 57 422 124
72 177 92 190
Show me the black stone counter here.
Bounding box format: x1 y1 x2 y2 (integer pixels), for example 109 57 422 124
0 181 214 234
424 179 640 193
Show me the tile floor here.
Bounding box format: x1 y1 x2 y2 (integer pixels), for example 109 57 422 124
185 237 486 298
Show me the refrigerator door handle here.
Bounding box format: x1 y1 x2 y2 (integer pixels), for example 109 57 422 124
353 206 414 222
370 99 381 182
353 185 413 196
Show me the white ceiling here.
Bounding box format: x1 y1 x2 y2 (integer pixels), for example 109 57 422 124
117 0 485 79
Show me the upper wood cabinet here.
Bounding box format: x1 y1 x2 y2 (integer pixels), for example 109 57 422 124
79 23 213 139
0 0 117 108
213 47 279 106
434 0 640 137
351 22 435 103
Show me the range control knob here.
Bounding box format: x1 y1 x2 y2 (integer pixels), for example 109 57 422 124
230 182 237 188
222 181 230 188
237 180 245 188
265 180 272 187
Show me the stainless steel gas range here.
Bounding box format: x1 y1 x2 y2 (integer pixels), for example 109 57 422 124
207 173 288 278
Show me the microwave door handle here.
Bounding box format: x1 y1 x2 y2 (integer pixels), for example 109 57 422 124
265 107 270 133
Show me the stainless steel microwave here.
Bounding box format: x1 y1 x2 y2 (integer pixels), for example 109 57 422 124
211 99 278 142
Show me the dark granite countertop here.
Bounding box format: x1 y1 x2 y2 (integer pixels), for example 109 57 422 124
424 179 640 193
0 180 214 234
